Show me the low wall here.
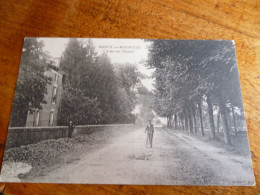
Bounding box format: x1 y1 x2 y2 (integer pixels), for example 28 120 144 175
5 124 134 149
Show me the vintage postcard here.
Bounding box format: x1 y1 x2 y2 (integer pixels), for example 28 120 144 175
0 38 255 185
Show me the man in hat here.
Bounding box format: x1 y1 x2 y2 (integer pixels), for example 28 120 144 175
68 120 75 138
144 119 154 148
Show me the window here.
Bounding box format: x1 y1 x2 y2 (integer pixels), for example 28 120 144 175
35 110 40 126
54 73 59 83
49 111 54 126
52 86 57 104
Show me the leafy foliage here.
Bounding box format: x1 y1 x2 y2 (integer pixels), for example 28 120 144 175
10 38 50 127
58 39 141 125
147 40 243 144
136 85 155 124
58 86 101 125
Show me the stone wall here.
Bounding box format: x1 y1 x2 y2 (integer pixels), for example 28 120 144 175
5 124 134 148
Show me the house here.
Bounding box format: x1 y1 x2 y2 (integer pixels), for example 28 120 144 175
25 67 63 127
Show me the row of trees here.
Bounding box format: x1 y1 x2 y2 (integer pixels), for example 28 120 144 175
135 86 155 124
58 39 142 125
10 38 144 127
147 40 244 145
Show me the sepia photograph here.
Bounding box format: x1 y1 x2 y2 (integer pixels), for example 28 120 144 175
0 38 255 185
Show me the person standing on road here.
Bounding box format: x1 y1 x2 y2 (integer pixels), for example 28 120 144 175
145 120 154 148
68 120 75 138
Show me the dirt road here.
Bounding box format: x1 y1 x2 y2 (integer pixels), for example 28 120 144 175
34 126 255 185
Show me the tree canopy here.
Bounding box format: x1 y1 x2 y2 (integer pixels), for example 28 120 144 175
10 38 51 127
58 39 142 125
147 40 243 144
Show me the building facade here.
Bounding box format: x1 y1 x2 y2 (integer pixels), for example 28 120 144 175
26 68 63 127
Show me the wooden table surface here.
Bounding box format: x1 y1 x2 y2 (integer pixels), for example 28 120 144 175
0 0 259 194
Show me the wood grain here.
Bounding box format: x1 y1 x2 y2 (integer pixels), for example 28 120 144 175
0 0 259 194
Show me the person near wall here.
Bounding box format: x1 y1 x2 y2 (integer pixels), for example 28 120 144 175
68 120 75 138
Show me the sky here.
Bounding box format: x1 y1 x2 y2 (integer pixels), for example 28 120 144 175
40 38 155 90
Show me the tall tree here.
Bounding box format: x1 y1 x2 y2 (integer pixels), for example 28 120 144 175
115 63 143 123
192 104 197 134
10 38 50 127
206 95 216 139
59 39 103 125
198 101 204 136
59 39 142 124
216 109 221 133
199 41 237 144
136 85 155 124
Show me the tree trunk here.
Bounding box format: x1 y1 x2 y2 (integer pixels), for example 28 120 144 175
174 113 177 129
184 109 189 131
178 114 180 129
181 113 185 130
198 101 204 136
226 109 232 132
178 113 182 129
217 109 220 133
192 104 197 134
188 107 193 133
206 94 215 139
168 115 172 128
231 105 237 135
172 114 175 129
218 95 231 145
